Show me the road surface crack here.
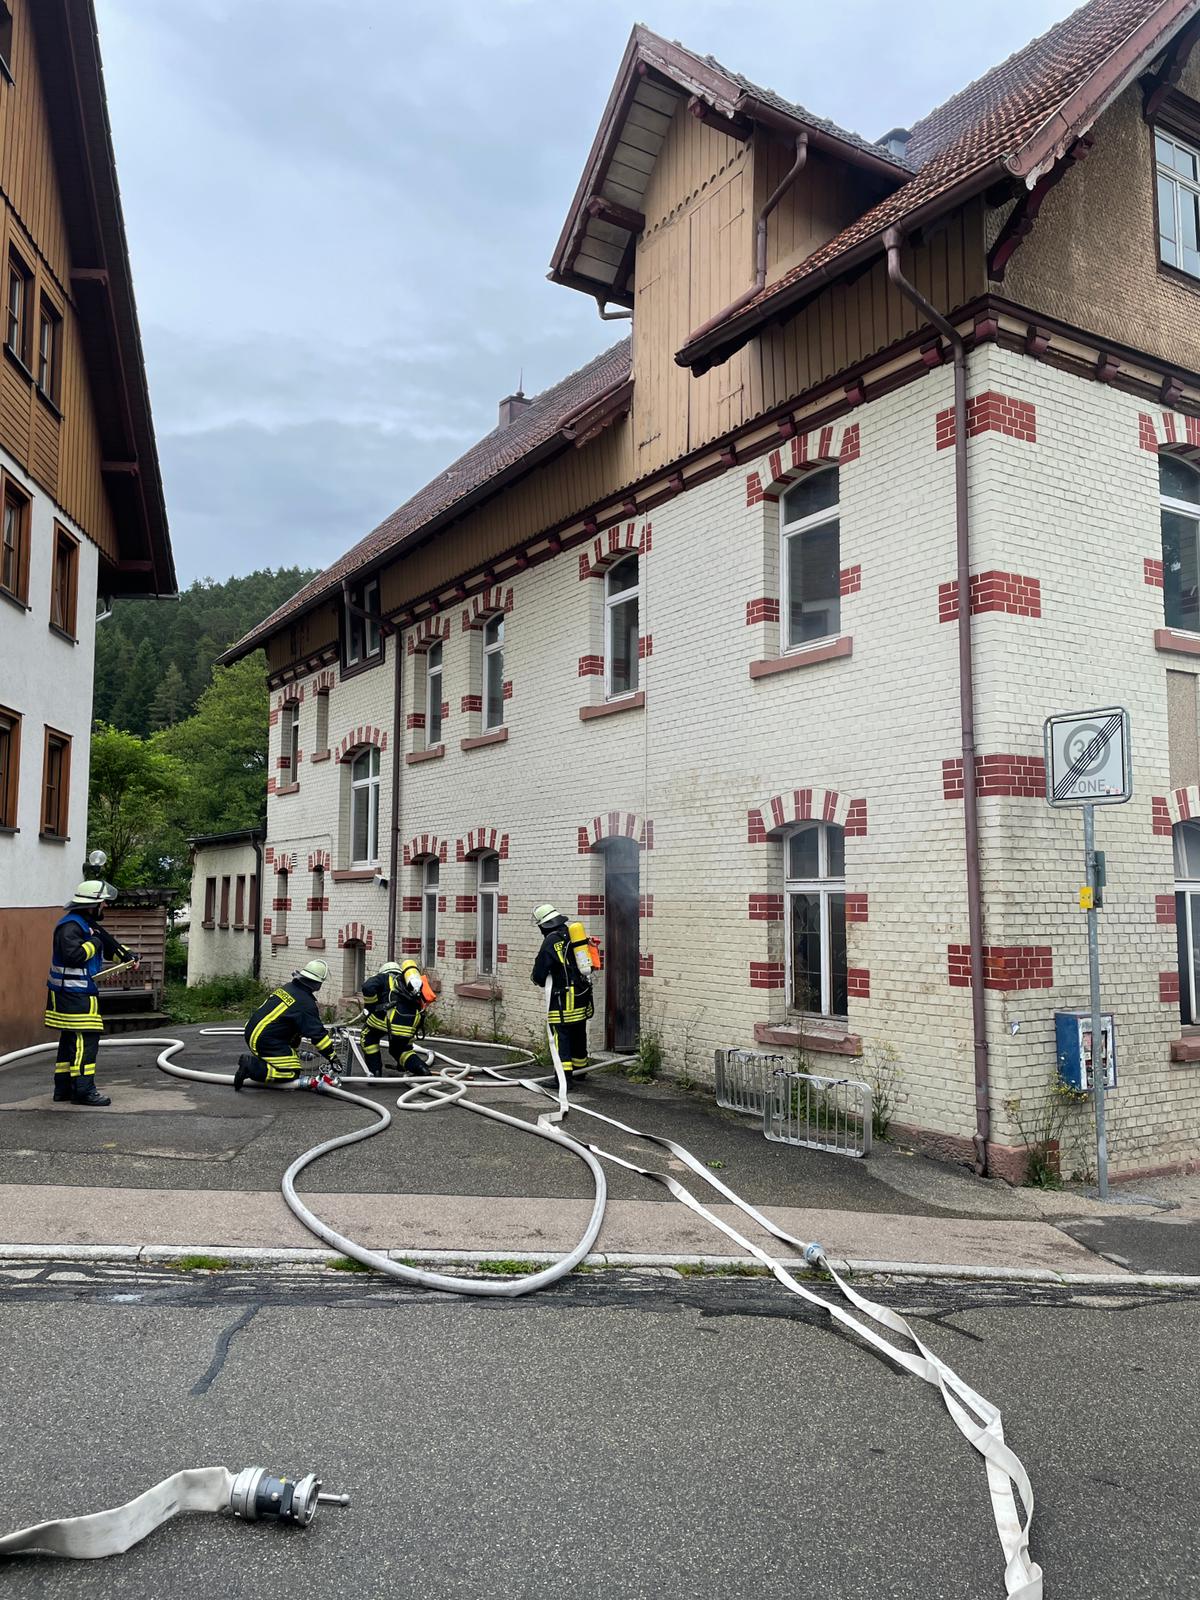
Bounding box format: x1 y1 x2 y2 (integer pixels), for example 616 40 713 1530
191 1304 258 1396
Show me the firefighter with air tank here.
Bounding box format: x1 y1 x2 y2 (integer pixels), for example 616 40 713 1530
530 904 601 1085
359 958 436 1076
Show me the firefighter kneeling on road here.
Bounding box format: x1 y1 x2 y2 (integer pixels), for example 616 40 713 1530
235 959 339 1091
530 904 596 1084
45 881 140 1107
360 959 435 1077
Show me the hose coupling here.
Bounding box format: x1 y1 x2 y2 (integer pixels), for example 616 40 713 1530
229 1467 350 1527
802 1243 825 1267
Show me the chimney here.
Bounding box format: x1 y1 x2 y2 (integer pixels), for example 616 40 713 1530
498 391 531 430
879 127 911 160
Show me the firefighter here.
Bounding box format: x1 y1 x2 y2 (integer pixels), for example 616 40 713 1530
45 881 139 1107
530 904 593 1083
360 959 432 1077
234 960 340 1090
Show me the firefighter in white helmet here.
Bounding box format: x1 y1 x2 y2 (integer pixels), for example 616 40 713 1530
359 959 434 1076
530 904 593 1082
44 881 139 1106
234 960 339 1090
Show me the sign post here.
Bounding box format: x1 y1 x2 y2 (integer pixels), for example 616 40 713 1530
1043 707 1132 1199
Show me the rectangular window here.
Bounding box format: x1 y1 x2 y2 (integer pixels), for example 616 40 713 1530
280 702 300 784
37 296 61 402
0 703 19 828
426 643 443 746
421 859 439 968
275 870 288 940
203 876 216 926
50 525 78 637
784 823 847 1017
248 873 259 927
219 876 231 928
6 248 30 367
344 576 382 666
484 615 505 730
40 727 70 838
234 875 246 928
477 854 500 976
605 556 639 700
1157 129 1200 280
314 689 330 752
310 866 324 940
781 469 840 650
0 476 29 603
349 745 380 866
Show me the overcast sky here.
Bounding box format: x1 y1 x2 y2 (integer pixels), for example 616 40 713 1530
93 0 1078 587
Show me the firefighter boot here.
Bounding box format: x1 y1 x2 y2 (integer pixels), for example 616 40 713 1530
71 1080 111 1107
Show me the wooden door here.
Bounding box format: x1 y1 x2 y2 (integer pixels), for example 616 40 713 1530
602 838 640 1052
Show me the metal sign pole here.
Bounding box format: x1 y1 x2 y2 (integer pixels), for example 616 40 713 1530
1083 803 1109 1198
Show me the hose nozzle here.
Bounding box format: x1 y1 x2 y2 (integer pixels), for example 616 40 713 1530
229 1468 350 1527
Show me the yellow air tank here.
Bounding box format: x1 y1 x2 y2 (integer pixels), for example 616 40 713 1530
567 920 603 976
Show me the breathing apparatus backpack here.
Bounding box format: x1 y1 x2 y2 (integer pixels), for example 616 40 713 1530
565 920 602 978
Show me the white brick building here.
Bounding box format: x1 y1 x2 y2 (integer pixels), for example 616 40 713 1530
224 3 1200 1178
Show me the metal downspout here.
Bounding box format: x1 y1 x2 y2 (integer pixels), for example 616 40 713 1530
251 832 263 980
884 229 990 1175
685 132 808 344
386 629 403 961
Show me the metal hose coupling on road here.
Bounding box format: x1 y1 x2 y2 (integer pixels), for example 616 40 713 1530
0 1032 1042 1597
0 1465 349 1559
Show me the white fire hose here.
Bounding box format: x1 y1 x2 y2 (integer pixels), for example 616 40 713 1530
0 1024 1041 1596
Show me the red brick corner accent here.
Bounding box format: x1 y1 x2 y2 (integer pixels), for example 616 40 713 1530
639 953 654 977
939 571 1041 622
839 565 861 597
1152 796 1174 837
578 654 604 677
748 892 784 922
1157 894 1177 925
1160 970 1181 1003
749 960 785 990
847 967 870 999
936 391 1036 450
948 944 1053 991
336 922 375 951
845 893 868 923
746 597 780 626
1144 556 1164 588
943 753 1046 800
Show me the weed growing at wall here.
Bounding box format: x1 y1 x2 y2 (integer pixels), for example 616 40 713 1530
865 1041 906 1141
1004 1081 1091 1187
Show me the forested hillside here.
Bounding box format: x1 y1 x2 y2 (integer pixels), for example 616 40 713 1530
93 568 315 735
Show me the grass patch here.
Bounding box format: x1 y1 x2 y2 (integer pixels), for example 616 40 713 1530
327 1255 372 1273
165 974 268 1025
673 1261 769 1278
166 1254 230 1272
476 1258 534 1276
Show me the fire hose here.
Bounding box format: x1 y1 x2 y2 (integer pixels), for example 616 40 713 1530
0 1018 1041 1597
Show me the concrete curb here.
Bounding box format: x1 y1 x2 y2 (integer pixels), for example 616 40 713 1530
1 1240 1198 1288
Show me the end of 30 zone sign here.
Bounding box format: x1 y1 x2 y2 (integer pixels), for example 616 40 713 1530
1043 707 1132 807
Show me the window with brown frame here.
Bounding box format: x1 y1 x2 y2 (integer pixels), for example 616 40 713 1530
219 875 231 928
37 296 61 404
40 727 70 839
234 875 246 928
203 877 216 927
6 248 31 368
0 4 13 82
50 525 78 637
0 704 20 829
0 476 29 604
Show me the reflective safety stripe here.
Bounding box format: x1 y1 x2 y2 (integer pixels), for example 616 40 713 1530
81 941 98 960
363 1015 389 1034
248 992 293 1056
44 1011 104 1032
49 964 89 979
261 1053 301 1082
314 1034 334 1054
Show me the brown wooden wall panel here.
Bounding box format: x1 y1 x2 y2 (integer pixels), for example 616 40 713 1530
0 354 29 456
32 402 59 493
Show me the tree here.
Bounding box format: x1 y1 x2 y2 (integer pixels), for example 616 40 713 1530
87 725 183 885
109 638 160 737
155 655 270 836
149 662 188 730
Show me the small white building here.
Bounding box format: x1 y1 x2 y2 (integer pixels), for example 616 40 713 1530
186 829 263 985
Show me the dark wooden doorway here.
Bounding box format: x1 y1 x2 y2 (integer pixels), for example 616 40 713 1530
602 836 640 1052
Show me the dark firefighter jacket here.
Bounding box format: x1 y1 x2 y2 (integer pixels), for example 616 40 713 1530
361 970 421 1028
245 980 336 1063
531 921 593 1025
46 911 134 1028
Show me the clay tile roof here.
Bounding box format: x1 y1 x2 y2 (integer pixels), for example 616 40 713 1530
680 0 1194 368
223 338 631 661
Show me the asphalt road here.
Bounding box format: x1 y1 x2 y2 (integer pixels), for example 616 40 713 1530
1 1264 1197 1598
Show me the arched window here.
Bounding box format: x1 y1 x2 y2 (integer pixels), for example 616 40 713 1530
426 642 444 746
1175 819 1200 1023
781 468 840 651
310 864 324 941
421 858 439 968
1160 454 1200 633
342 938 366 997
275 866 289 941
605 555 639 700
477 853 500 976
350 746 380 866
784 821 847 1016
484 616 505 731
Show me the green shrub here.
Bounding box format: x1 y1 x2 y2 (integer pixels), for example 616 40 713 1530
165 972 267 1023
164 931 188 982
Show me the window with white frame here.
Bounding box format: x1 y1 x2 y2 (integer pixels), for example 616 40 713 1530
784 822 847 1016
1161 454 1200 633
426 642 443 746
1156 128 1200 280
421 858 439 967
275 868 288 941
349 746 380 866
1175 820 1200 1024
310 866 324 941
344 576 382 667
483 615 505 730
280 702 300 785
476 853 499 975
781 469 840 651
605 555 639 699
314 688 330 753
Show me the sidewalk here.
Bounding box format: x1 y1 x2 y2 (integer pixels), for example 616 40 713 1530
2 1026 1197 1280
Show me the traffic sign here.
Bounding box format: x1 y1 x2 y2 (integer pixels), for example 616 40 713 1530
1043 707 1132 807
